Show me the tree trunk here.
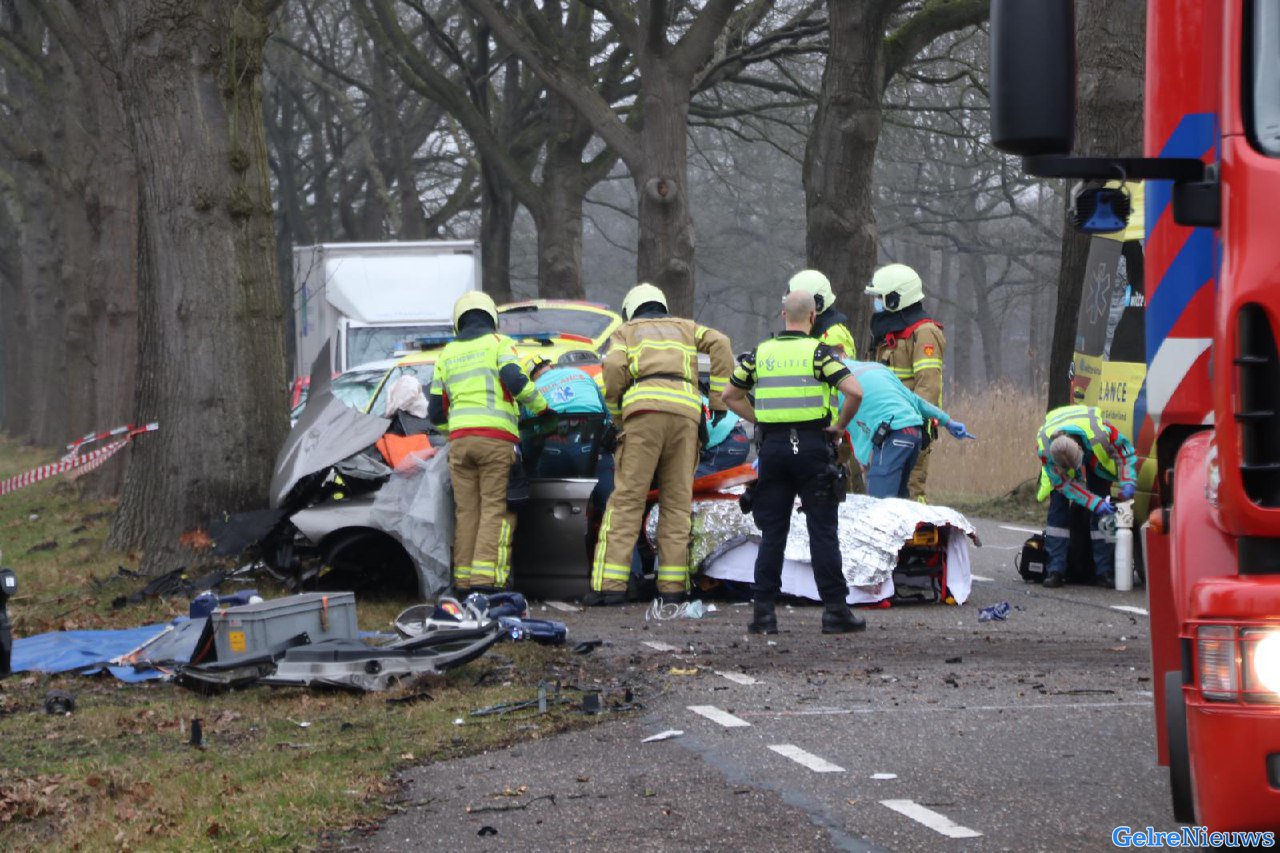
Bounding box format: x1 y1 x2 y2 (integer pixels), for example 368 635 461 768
480 163 516 303
635 65 696 317
1046 0 1145 410
803 2 893 342
535 98 593 300
99 0 288 570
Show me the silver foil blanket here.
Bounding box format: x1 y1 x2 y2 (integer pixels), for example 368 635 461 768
647 494 979 588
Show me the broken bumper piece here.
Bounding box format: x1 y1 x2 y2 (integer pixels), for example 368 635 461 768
260 624 501 692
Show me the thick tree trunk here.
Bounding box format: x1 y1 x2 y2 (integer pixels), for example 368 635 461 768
535 99 593 300
480 165 516 303
803 2 893 343
635 66 696 317
1046 0 1145 410
100 0 288 570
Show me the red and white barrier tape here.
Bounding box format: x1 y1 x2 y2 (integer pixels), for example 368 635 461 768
1 439 131 497
63 422 158 460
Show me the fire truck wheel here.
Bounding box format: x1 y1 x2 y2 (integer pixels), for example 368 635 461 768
1164 670 1195 823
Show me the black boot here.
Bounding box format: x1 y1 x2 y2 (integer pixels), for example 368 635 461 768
821 603 866 634
581 590 627 607
748 599 778 635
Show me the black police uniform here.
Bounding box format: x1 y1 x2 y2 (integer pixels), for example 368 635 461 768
731 332 865 634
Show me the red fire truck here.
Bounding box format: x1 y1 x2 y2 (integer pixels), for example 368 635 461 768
990 0 1280 830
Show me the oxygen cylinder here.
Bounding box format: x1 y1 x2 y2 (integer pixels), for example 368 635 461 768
1114 500 1135 592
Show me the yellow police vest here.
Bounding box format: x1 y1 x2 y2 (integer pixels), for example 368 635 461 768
754 337 832 424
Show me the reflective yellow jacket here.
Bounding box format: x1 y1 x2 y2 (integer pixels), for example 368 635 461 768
602 315 733 423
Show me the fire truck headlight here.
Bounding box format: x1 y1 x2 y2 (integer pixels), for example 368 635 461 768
1243 629 1280 703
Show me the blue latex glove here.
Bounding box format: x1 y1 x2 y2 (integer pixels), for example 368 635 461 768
946 421 976 440
1119 483 1136 501
1095 498 1116 516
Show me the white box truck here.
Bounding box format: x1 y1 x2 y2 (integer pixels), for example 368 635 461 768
291 240 480 377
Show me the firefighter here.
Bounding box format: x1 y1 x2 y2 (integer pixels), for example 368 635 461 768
428 292 549 593
1035 405 1138 589
722 290 868 635
586 283 734 606
866 263 945 501
788 269 857 358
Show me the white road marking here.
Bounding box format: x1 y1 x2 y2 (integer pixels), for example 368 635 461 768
1111 605 1149 616
642 641 678 652
971 574 994 582
1135 690 1154 698
870 773 898 780
715 670 760 685
687 705 751 728
768 744 845 773
544 600 578 612
742 701 1147 718
880 799 982 839
999 524 1042 535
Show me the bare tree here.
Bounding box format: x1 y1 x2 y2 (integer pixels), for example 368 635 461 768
72 0 290 570
803 0 987 341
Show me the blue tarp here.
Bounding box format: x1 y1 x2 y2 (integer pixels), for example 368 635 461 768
11 617 205 682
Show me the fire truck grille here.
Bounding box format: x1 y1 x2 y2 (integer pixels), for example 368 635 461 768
1235 304 1280 507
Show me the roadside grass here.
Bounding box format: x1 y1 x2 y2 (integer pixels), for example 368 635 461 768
927 383 1045 523
0 436 606 848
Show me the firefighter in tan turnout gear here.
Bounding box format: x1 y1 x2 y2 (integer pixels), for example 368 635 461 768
866 263 945 501
586 283 734 606
429 292 549 592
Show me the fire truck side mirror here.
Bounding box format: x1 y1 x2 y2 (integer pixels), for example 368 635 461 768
989 0 1077 157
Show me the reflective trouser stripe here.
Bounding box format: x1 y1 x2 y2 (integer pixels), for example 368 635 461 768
657 565 688 592
472 560 497 585
1045 526 1070 538
496 516 513 586
592 507 619 591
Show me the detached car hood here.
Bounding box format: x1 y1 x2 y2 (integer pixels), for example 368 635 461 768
271 342 390 508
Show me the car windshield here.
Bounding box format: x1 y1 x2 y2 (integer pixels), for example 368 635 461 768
367 362 435 416
288 369 387 422
1252 0 1280 155
347 324 451 366
499 307 611 342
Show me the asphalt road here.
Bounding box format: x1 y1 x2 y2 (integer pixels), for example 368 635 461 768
363 518 1173 852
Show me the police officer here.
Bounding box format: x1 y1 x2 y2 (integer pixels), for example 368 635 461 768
1036 405 1138 588
588 283 734 606
721 290 866 635
429 292 549 593
866 263 946 501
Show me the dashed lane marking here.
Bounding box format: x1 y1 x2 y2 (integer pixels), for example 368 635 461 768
767 744 845 773
1111 605 1149 616
880 799 981 839
642 641 679 652
971 574 994 582
687 705 751 728
544 601 578 613
715 670 760 685
999 524 1042 535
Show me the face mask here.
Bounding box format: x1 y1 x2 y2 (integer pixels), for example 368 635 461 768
873 297 885 313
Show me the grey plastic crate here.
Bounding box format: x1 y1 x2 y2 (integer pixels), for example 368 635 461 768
210 592 357 664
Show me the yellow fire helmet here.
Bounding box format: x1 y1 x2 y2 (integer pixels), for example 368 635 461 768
621 282 668 320
787 269 836 314
866 263 924 311
452 291 499 330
